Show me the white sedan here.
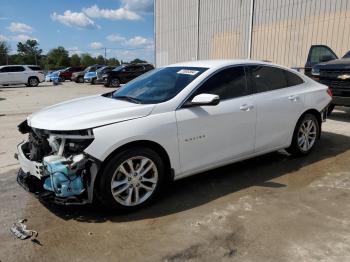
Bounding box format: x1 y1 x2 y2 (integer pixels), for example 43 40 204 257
16 60 332 211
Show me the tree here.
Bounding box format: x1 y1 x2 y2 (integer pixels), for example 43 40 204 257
45 46 70 69
107 58 120 66
95 55 105 65
17 39 42 65
130 58 147 64
0 41 10 65
70 54 81 66
80 53 96 67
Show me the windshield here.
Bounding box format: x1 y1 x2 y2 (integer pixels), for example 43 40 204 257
343 50 350 58
112 66 208 104
112 65 124 71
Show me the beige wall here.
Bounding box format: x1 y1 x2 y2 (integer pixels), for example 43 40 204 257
155 0 350 67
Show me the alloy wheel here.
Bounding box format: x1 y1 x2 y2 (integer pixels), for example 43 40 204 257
111 156 158 206
297 119 317 152
29 78 38 87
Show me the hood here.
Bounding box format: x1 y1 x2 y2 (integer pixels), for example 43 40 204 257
84 72 96 78
27 95 155 131
317 58 350 70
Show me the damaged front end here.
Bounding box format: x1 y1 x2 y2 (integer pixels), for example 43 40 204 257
16 120 99 205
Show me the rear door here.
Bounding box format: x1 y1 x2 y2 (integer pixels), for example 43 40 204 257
246 65 305 152
305 45 338 76
176 66 256 174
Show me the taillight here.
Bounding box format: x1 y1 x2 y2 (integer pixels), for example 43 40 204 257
327 87 333 97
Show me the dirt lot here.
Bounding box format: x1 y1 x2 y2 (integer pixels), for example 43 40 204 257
1 82 350 262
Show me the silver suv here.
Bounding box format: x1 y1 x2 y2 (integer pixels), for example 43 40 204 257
0 65 45 87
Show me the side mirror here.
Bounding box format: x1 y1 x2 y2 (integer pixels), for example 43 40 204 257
320 55 334 62
189 93 220 106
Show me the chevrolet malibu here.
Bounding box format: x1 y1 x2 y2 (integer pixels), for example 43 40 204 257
16 60 332 211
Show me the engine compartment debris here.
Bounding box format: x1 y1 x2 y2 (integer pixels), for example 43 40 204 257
16 120 99 205
10 219 38 241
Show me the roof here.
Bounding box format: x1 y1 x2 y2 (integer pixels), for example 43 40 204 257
168 59 272 69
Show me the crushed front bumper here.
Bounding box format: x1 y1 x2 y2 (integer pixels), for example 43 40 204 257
16 141 100 205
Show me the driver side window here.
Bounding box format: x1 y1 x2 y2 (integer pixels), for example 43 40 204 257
191 66 248 100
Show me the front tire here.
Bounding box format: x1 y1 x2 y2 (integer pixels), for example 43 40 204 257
28 77 39 87
98 147 166 211
76 76 84 83
109 78 120 87
286 113 320 156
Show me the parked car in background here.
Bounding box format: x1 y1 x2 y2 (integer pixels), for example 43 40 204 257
16 60 331 211
59 67 85 81
306 45 350 114
85 66 115 84
84 71 97 84
103 63 154 87
72 65 104 83
0 65 44 87
95 66 115 84
45 70 62 82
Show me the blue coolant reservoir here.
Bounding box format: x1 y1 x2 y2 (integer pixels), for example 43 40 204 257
43 155 84 197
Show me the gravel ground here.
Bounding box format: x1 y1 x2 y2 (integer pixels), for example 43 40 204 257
0 81 350 262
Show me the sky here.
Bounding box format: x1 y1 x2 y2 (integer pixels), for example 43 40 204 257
0 0 155 62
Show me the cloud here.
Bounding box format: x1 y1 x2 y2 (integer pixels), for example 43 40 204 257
0 34 9 41
89 41 103 49
106 34 127 44
51 11 98 29
67 46 82 55
11 34 38 42
122 0 153 13
106 34 153 47
127 36 151 46
83 5 141 21
7 22 33 33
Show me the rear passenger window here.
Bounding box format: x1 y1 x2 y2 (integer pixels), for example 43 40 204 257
250 66 288 92
28 66 41 71
192 66 249 100
284 70 304 86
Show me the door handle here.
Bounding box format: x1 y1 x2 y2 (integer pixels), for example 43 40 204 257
288 95 299 101
240 104 254 111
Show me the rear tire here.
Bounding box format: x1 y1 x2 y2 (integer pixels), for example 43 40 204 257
28 77 39 87
286 113 320 156
91 78 96 85
98 147 166 212
76 76 84 83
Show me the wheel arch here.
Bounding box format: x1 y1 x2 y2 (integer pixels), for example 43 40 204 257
296 108 322 139
94 140 174 193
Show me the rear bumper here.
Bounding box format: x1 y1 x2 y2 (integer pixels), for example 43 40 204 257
332 96 350 107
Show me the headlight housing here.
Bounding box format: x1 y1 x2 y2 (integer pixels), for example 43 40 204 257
311 67 320 76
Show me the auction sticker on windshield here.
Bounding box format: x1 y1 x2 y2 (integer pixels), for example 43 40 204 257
177 69 200 75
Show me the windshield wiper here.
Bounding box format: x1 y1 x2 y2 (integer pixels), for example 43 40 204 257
114 95 142 104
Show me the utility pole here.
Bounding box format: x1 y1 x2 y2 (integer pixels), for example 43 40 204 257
104 47 107 64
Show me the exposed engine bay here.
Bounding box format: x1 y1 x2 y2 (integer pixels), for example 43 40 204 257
16 120 99 205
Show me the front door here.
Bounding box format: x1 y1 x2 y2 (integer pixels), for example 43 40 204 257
176 66 256 175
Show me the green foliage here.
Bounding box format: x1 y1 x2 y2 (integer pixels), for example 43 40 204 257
80 53 96 67
70 54 81 66
95 55 105 65
45 46 70 70
0 41 10 65
107 58 120 67
130 58 147 64
17 40 42 65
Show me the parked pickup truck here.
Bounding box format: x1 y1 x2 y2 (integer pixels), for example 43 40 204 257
305 45 350 115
